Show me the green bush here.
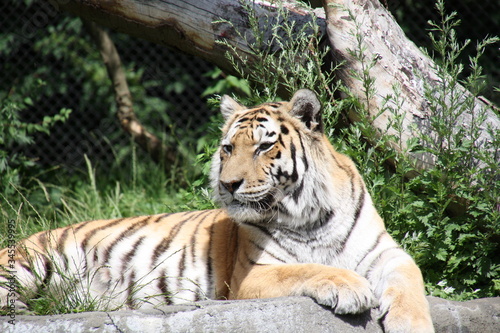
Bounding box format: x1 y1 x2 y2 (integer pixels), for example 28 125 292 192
0 79 71 197
202 0 499 299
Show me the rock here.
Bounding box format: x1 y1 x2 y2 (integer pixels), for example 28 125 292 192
429 296 499 333
1 296 498 332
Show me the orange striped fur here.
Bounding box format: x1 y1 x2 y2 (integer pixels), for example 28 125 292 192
1 90 433 332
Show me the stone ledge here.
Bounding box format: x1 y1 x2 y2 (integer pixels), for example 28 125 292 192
1 296 499 332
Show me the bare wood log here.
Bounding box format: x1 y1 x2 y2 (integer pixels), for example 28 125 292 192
49 0 273 74
82 20 178 167
48 0 498 173
322 0 499 172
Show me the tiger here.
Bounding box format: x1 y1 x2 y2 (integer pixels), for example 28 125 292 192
0 89 433 332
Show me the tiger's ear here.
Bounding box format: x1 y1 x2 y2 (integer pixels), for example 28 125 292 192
289 89 323 132
220 95 244 120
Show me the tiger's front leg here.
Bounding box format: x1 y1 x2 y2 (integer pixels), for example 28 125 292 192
373 259 434 333
229 263 377 315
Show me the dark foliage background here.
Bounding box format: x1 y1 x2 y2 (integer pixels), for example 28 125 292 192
1 0 498 172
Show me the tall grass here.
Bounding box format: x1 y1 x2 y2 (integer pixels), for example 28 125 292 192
0 144 206 248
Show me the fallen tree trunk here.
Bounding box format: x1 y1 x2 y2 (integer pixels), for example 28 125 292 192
47 0 498 173
322 0 499 172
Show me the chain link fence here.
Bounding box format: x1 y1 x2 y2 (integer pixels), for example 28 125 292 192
1 0 498 171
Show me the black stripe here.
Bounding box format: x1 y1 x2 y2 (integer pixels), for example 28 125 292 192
33 256 54 300
277 203 290 216
126 270 136 307
242 222 298 260
330 152 354 182
290 141 298 182
154 213 173 223
249 240 286 263
103 217 150 265
297 131 309 171
80 219 127 275
119 236 145 283
365 247 404 279
189 211 220 264
92 248 99 266
31 256 53 299
124 236 145 263
41 258 53 288
73 219 94 233
355 231 386 270
278 134 286 148
81 218 126 253
292 179 304 203
353 185 366 221
338 189 366 252
20 263 33 276
280 124 289 135
190 219 205 264
152 221 186 267
299 210 335 232
178 247 187 281
59 253 69 272
157 269 173 305
57 227 71 270
266 131 276 137
276 226 318 243
206 223 215 296
37 232 48 250
57 227 70 253
194 278 202 301
152 211 210 267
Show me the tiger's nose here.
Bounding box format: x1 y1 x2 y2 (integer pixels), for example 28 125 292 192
220 179 243 194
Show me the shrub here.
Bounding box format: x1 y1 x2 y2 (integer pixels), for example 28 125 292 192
204 0 499 299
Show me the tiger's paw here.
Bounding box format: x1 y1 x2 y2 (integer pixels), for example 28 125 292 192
379 292 435 333
381 312 435 333
300 269 377 315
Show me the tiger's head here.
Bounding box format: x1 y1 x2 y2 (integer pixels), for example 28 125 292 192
211 89 340 228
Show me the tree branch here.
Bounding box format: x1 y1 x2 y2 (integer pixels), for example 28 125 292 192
82 20 178 168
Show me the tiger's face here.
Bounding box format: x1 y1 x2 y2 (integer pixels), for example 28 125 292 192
211 89 329 225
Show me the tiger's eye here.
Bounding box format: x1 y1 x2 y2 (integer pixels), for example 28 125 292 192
222 144 233 154
259 142 274 151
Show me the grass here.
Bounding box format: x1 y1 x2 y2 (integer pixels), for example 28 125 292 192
0 146 210 247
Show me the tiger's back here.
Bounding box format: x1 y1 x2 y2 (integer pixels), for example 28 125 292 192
0 210 237 309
